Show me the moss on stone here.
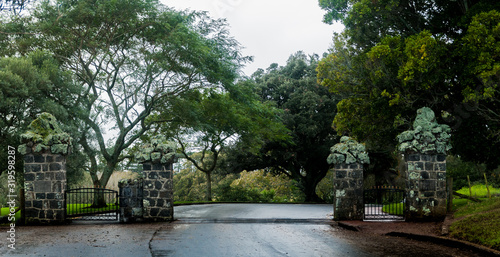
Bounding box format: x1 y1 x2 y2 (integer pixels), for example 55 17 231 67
327 136 370 165
18 113 71 155
135 135 177 164
397 107 451 154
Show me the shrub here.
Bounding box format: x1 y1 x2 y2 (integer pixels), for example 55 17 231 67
174 169 305 203
228 170 304 202
316 169 333 203
447 156 499 189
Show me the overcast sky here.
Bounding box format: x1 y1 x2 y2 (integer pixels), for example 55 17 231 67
162 0 344 76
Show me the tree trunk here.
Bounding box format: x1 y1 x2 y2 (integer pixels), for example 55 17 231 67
206 171 212 202
89 163 114 208
90 190 107 208
304 186 323 202
302 175 324 203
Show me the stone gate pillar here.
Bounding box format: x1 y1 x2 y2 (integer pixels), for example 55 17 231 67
332 163 364 220
18 113 71 225
135 136 177 222
397 107 451 221
404 153 447 220
118 178 144 223
328 137 369 221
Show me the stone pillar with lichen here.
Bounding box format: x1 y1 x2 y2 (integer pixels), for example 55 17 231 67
135 136 177 222
397 107 451 221
327 136 369 221
18 113 72 224
118 178 144 223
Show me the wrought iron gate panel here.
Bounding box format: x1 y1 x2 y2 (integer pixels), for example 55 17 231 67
364 187 405 221
65 188 119 221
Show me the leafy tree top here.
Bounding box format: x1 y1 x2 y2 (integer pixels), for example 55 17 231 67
327 136 370 165
397 107 451 154
18 112 72 155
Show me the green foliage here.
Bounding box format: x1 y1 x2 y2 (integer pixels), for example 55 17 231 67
2 0 249 189
0 172 16 207
318 0 351 24
450 198 500 251
225 52 339 202
225 170 304 202
214 179 267 202
0 51 78 179
456 184 500 199
174 169 305 203
461 10 500 103
159 85 287 201
453 197 500 219
174 168 210 202
318 0 500 175
315 169 333 203
447 156 500 190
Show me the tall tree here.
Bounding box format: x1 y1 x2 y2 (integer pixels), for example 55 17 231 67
225 52 339 202
7 0 247 196
0 0 32 14
156 81 288 201
318 0 500 171
0 51 80 176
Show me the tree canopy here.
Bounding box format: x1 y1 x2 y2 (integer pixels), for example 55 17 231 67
224 52 340 202
318 0 500 171
154 79 288 201
1 0 248 190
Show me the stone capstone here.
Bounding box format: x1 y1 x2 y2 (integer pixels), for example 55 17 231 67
327 136 370 165
135 135 177 164
397 107 451 154
18 113 72 155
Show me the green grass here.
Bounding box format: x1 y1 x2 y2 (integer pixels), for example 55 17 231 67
0 207 21 220
66 203 118 216
382 202 404 215
453 197 500 218
456 184 500 198
450 197 500 251
1 204 118 221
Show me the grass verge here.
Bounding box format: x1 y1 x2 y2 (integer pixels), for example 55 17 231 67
0 207 21 220
456 184 500 198
450 197 500 251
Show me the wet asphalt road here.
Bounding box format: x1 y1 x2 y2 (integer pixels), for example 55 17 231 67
151 204 371 257
4 203 374 257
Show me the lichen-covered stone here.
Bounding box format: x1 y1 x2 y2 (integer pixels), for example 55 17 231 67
135 135 177 164
18 113 71 155
327 136 370 165
397 107 451 154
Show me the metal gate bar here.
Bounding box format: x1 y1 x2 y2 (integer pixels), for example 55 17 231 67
364 187 405 221
65 188 119 221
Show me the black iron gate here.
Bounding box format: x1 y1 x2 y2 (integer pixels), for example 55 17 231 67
364 187 405 221
65 188 119 221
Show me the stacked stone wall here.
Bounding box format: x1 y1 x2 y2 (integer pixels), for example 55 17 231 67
118 178 144 223
142 162 174 221
405 153 447 220
23 151 67 224
333 163 364 220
